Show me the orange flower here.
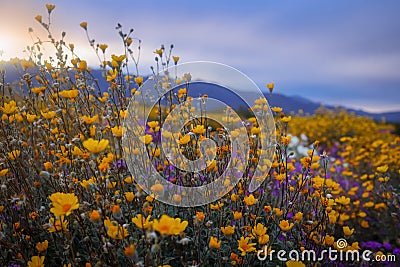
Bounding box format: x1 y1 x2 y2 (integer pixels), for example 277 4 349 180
125 244 136 257
209 236 221 249
89 210 101 221
36 240 49 252
196 211 205 222
43 162 53 170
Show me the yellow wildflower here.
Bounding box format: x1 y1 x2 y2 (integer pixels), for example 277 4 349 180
48 216 68 232
179 134 191 145
26 113 37 123
1 100 16 114
252 223 267 236
335 196 350 205
134 76 143 86
210 202 224 210
59 89 78 99
41 110 56 119
192 125 206 134
27 256 45 267
271 107 282 113
31 87 46 95
104 218 129 239
35 15 43 23
258 234 270 245
0 169 9 177
324 235 335 246
106 69 117 82
238 236 256 256
46 4 56 13
49 192 79 217
243 194 257 206
266 82 274 90
80 22 88 29
376 165 389 173
154 48 163 56
8 150 20 160
111 54 126 62
172 56 180 64
99 44 108 53
343 226 354 236
43 162 53 170
125 38 133 46
111 125 123 137
125 192 135 202
281 116 292 123
131 214 152 230
78 60 87 71
286 260 306 267
83 138 109 154
293 212 303 222
233 211 242 220
279 220 294 231
221 225 235 236
152 214 188 235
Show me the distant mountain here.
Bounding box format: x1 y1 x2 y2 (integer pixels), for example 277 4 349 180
2 62 399 123
264 92 400 123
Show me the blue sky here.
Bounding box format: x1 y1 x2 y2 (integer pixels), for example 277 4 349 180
1 0 400 112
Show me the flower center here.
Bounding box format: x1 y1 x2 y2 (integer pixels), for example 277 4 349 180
62 203 72 212
159 225 170 232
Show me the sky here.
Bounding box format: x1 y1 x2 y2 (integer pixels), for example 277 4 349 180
1 0 400 113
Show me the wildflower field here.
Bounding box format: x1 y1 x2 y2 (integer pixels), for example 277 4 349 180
0 4 399 267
